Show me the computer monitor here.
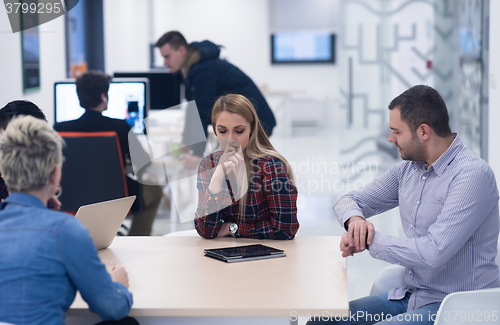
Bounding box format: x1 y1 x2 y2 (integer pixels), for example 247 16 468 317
54 78 149 134
113 71 181 110
271 32 336 64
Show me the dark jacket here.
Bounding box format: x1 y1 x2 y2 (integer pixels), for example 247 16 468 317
183 41 276 155
54 110 132 162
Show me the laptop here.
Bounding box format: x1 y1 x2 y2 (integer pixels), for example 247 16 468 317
204 244 286 263
75 196 136 250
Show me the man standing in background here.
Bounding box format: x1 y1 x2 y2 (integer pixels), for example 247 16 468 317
155 31 276 169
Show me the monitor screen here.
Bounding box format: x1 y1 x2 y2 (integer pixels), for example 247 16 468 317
113 71 180 110
54 78 149 134
271 32 336 64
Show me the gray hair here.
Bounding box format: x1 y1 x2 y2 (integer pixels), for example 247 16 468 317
0 116 64 193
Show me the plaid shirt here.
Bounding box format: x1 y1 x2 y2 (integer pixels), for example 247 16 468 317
195 151 299 239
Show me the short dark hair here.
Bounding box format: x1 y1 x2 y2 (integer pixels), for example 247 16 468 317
76 71 112 110
0 100 47 130
155 31 188 50
389 85 452 137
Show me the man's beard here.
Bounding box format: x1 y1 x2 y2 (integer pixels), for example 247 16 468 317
397 136 426 162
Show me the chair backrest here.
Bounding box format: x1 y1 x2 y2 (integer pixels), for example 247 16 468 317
370 264 406 296
57 132 128 214
371 238 500 297
433 237 500 324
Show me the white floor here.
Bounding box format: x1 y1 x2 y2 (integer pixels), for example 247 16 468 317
118 108 406 325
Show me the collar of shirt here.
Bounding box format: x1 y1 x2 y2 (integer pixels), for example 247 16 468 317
5 192 46 209
82 110 103 118
411 133 462 176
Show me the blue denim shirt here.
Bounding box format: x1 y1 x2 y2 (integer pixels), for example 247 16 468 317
0 193 133 324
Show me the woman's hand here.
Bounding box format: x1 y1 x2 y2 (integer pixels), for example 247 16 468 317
218 138 244 176
208 139 244 194
107 261 130 288
217 223 231 237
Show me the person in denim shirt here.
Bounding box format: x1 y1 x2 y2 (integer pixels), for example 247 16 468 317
0 116 134 324
0 100 60 209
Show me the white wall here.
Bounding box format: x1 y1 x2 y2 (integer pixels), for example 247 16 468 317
0 0 338 124
488 0 500 178
0 8 66 124
103 0 150 74
104 0 339 98
270 0 338 31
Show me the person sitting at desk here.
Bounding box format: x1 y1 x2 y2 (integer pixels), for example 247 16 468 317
54 71 163 236
0 100 60 209
195 94 298 239
0 116 135 324
308 85 500 325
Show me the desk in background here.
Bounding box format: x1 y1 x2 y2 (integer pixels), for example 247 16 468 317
68 236 347 322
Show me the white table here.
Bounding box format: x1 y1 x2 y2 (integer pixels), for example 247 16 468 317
68 236 348 322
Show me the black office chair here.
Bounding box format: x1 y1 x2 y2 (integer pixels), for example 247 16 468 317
57 132 129 214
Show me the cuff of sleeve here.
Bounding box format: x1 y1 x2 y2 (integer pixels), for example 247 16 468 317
113 282 133 302
368 231 390 261
237 223 254 238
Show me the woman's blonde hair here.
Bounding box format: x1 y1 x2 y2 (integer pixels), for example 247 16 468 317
212 94 293 179
212 94 294 218
0 116 64 193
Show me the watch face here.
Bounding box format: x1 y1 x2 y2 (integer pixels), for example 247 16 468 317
230 223 238 234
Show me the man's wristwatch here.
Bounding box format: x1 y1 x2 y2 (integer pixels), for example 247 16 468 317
229 223 238 237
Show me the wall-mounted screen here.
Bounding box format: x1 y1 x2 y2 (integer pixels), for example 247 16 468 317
54 78 149 134
271 32 335 64
114 71 180 110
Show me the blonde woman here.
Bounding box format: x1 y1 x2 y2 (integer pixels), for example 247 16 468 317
195 94 299 239
0 116 135 324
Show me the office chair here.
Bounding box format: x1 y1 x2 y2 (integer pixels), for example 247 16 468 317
57 132 128 214
370 239 500 324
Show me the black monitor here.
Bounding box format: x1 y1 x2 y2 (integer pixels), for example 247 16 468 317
113 71 181 110
54 78 149 134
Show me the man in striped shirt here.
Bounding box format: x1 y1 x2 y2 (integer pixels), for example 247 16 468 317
309 85 499 324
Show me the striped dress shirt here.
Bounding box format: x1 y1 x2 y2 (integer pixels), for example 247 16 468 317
333 134 500 311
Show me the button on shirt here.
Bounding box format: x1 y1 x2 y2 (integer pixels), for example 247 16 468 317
333 134 500 310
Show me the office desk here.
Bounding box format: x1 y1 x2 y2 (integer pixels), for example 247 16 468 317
68 236 348 318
